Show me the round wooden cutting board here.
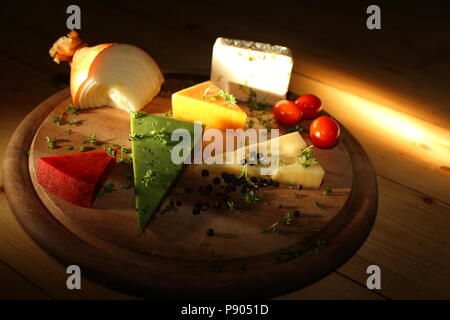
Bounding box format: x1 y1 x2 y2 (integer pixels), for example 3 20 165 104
3 73 378 299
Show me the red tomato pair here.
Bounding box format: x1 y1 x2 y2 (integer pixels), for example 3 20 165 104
272 94 322 126
272 94 339 148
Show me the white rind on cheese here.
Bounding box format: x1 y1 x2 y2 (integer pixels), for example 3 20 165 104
210 37 293 105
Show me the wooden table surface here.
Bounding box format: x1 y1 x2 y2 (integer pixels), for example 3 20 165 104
0 1 449 299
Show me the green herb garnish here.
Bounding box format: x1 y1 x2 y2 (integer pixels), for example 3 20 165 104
323 187 332 196
286 123 307 133
212 89 236 104
103 145 116 157
298 145 318 168
203 88 236 104
149 127 169 144
120 146 131 154
226 200 238 211
261 221 281 234
279 212 292 226
243 190 264 204
68 119 78 126
141 169 157 187
246 119 255 128
52 117 62 126
122 183 133 190
236 163 257 187
256 116 273 130
129 133 144 141
97 183 116 198
64 129 72 136
67 104 79 115
65 145 74 150
79 145 87 152
46 137 57 149
83 134 97 145
202 87 211 100
262 212 292 234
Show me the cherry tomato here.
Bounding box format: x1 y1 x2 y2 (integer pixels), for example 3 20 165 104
295 94 323 119
272 100 303 126
309 116 340 148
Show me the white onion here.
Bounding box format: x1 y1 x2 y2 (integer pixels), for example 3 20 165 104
74 44 164 112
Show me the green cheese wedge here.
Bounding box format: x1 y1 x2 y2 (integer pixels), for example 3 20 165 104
130 113 202 232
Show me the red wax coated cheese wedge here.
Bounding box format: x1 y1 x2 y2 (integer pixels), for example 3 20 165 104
37 150 116 207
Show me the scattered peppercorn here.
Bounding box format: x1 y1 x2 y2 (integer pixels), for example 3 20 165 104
193 207 201 215
293 210 300 217
212 177 221 185
176 200 182 207
201 169 209 177
207 228 215 237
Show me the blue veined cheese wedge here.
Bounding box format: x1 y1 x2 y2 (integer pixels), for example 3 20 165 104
210 37 293 105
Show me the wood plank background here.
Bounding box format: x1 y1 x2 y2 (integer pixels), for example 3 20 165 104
0 0 449 299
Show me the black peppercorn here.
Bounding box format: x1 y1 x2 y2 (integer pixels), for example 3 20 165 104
201 169 209 177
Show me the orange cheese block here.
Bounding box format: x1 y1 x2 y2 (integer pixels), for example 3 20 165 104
171 80 247 130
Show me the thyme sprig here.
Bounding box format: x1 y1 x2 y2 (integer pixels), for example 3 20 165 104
298 145 318 168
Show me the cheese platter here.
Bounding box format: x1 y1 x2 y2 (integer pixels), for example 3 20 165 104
3 32 378 299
